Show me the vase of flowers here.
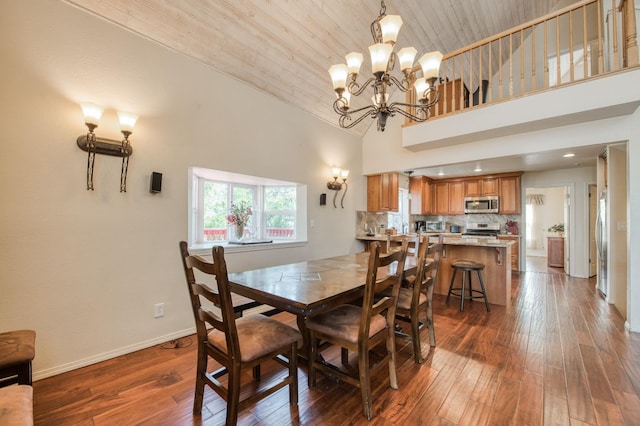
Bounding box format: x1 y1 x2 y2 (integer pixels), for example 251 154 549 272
227 201 252 241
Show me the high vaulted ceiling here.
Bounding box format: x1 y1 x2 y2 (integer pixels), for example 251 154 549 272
65 0 576 136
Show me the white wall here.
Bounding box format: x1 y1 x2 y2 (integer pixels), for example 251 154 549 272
0 1 362 378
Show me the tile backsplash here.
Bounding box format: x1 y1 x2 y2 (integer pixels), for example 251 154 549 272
356 211 522 235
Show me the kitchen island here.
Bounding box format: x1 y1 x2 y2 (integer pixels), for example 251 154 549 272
437 237 515 306
355 234 515 307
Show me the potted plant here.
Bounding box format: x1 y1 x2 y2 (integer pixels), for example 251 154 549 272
548 223 564 236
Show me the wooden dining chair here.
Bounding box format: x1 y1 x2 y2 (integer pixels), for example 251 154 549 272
394 235 443 363
178 241 302 425
306 241 407 420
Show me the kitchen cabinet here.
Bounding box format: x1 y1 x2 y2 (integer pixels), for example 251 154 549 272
367 172 399 212
433 182 449 214
498 235 520 271
448 181 465 214
499 175 521 214
464 177 498 197
547 237 564 267
409 176 433 214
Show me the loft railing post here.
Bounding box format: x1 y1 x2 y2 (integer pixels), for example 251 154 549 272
623 0 639 65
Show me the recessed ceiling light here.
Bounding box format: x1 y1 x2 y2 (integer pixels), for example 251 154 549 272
563 153 575 158
474 167 482 172
437 170 444 176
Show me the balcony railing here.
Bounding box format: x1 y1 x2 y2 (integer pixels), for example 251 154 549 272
405 0 639 124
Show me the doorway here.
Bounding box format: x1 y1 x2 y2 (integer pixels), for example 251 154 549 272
524 186 568 273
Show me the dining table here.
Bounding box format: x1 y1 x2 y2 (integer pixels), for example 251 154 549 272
227 250 418 355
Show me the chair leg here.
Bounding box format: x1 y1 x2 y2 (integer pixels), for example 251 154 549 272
17 363 32 386
358 349 373 421
426 285 436 347
289 343 298 405
226 364 241 426
387 329 398 389
467 271 474 303
477 270 491 312
252 364 261 380
410 308 423 363
192 345 207 414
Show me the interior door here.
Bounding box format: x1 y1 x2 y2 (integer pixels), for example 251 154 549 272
563 186 570 274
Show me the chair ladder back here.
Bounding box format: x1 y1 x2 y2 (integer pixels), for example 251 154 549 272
178 241 240 359
410 236 431 308
364 241 408 332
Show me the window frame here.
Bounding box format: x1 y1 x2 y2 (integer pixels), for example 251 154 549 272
188 167 307 254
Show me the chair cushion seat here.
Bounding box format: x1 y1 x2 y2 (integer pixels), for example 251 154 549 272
0 385 33 425
0 330 35 368
396 287 427 310
207 314 301 362
306 304 387 344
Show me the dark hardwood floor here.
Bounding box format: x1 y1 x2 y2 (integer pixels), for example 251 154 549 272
33 269 640 425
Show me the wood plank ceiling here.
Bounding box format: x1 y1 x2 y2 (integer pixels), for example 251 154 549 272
64 0 573 136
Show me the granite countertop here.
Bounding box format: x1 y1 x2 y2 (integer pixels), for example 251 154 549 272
355 232 463 241
443 237 516 248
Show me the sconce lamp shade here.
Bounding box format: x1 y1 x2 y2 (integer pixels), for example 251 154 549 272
418 51 443 80
331 167 341 179
345 52 364 75
117 111 138 134
329 64 349 91
397 47 417 72
379 14 403 44
369 43 393 75
341 169 350 179
80 102 103 126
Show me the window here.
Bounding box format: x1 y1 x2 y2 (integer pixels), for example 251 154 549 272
189 167 307 248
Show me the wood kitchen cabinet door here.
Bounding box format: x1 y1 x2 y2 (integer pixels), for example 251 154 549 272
499 176 521 214
464 177 499 196
410 176 433 214
367 172 399 212
448 181 465 214
433 182 449 214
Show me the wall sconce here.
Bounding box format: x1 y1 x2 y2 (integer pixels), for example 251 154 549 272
76 102 138 192
327 167 349 208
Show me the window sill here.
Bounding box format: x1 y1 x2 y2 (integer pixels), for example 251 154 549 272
188 239 308 256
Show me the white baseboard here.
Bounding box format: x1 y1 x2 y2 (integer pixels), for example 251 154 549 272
33 327 196 381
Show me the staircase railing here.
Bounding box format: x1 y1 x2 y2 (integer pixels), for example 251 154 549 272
405 0 639 125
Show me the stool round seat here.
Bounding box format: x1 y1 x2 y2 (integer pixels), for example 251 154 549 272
0 330 36 387
450 260 485 271
446 260 490 312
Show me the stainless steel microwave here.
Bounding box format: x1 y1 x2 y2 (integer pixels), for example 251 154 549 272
464 196 499 214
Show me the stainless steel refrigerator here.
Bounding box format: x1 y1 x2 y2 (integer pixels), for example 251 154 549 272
595 190 608 296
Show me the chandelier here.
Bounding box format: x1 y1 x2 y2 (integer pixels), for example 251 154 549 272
328 1 443 131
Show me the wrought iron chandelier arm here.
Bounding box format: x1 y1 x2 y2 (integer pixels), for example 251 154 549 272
333 99 377 117
386 74 411 92
387 103 429 122
349 76 377 97
338 108 378 129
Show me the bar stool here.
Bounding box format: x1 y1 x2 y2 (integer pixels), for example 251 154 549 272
0 330 36 387
446 260 490 312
